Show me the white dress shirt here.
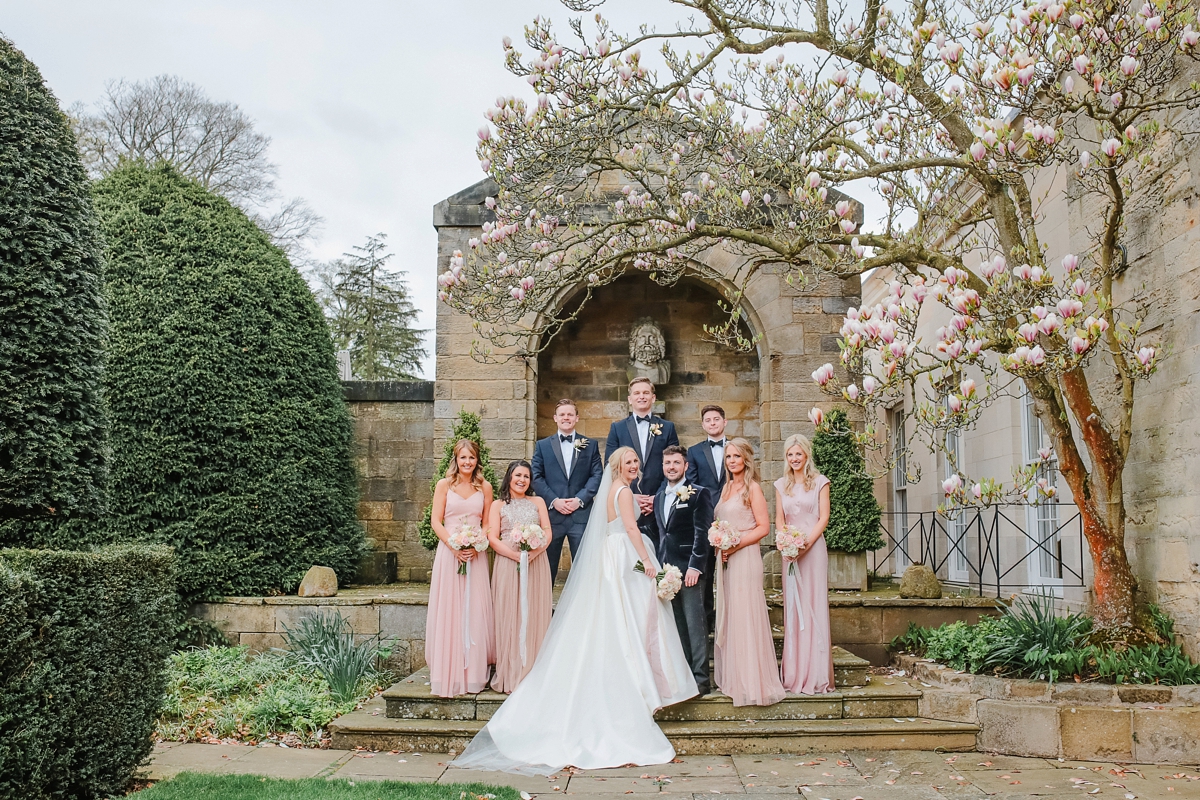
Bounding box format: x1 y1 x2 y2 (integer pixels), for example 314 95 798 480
634 414 651 456
557 429 576 477
664 478 684 518
708 438 726 481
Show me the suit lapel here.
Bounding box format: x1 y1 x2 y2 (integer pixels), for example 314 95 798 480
702 442 718 486
664 487 678 528
626 415 644 462
655 488 666 528
549 434 569 481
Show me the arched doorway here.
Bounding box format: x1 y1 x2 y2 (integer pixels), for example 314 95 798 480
536 273 761 453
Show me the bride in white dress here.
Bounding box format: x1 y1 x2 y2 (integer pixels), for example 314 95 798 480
452 446 698 774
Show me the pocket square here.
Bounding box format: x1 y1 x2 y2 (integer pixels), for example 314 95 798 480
676 503 689 509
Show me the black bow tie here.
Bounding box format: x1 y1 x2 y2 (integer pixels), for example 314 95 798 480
635 415 651 424
559 434 574 443
709 439 726 447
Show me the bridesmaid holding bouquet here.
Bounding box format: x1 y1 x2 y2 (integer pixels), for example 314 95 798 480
713 438 785 707
426 439 495 697
487 460 553 693
774 434 834 694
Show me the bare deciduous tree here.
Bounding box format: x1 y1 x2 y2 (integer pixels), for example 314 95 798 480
72 75 321 257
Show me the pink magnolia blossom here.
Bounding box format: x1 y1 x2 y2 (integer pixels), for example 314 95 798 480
812 363 835 385
1038 314 1061 336
1018 322 1040 343
948 394 963 413
808 407 825 427
972 483 984 500
1144 15 1162 33
1070 336 1091 355
520 276 536 291
1182 27 1200 47
1072 278 1089 297
741 189 752 207
863 376 880 394
478 126 491 142
1111 92 1123 109
836 200 852 218
1063 75 1075 94
943 474 962 495
1120 56 1139 76
1031 305 1049 321
889 341 906 359
1062 253 1079 272
1079 150 1092 170
510 286 526 301
970 141 987 161
845 383 860 400
1057 297 1084 318
1073 55 1090 74
807 172 822 189
1069 13 1086 29
1136 346 1156 366
966 339 984 356
960 378 977 397
763 193 772 205
944 340 964 359
1012 263 1034 281
839 219 857 234
1038 446 1053 461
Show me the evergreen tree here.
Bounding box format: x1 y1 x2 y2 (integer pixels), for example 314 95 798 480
418 411 499 550
0 36 107 544
812 408 884 554
92 162 365 600
322 234 426 380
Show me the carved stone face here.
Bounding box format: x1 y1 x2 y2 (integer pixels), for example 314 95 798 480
629 320 666 365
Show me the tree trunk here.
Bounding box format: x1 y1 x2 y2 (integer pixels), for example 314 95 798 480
1078 502 1138 631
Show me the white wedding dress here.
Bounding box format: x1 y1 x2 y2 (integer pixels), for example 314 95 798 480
452 475 697 774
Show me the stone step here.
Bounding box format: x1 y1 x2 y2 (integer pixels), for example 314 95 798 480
384 667 916 722
329 697 978 754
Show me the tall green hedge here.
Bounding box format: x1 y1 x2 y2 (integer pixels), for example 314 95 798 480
92 163 365 600
418 410 499 549
813 408 884 554
0 545 176 800
0 36 107 541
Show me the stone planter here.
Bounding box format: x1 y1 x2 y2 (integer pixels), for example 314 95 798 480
828 549 868 591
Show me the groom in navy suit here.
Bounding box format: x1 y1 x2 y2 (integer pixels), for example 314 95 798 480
685 404 729 631
532 398 604 584
655 445 714 694
605 377 679 545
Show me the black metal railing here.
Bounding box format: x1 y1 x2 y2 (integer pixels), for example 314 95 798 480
870 504 1086 596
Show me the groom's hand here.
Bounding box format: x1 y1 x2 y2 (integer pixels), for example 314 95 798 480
685 568 701 588
553 498 581 514
635 493 654 514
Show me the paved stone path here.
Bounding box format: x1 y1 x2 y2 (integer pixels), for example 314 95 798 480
146 742 1200 798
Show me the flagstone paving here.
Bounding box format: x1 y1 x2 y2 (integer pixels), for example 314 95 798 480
145 742 1200 798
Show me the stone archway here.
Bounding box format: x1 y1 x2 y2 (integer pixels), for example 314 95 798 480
535 273 761 449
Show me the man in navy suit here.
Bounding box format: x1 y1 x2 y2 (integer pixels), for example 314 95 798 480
685 404 729 630
604 377 679 545
655 445 714 694
532 398 604 584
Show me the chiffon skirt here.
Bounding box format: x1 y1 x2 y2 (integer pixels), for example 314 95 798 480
490 550 552 693
714 544 786 707
781 538 834 694
425 542 495 697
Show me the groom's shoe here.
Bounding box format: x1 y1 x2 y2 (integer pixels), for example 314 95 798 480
695 682 711 696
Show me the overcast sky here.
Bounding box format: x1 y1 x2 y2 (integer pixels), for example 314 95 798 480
6 1 689 379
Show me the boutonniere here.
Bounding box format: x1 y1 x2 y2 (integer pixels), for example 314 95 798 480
649 423 663 437
573 436 589 452
675 484 696 502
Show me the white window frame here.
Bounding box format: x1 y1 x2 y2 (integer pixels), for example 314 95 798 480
1022 389 1063 591
892 411 910 576
943 405 969 584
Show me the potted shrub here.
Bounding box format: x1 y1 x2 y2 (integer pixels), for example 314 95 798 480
813 409 883 590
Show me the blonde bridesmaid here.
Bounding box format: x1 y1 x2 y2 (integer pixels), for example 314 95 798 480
775 434 834 694
488 460 553 693
426 439 495 697
713 438 786 707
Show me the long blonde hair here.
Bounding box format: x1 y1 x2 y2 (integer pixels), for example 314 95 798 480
445 438 484 489
607 446 642 484
783 433 820 493
721 437 760 507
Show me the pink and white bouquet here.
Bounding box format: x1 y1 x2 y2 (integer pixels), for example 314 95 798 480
633 561 684 602
448 522 488 574
509 523 548 552
707 519 741 553
774 525 808 575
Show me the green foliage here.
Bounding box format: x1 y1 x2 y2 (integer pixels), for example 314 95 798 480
812 408 883 553
0 545 176 800
155 645 382 746
418 410 500 550
0 36 107 541
135 772 522 800
892 595 1200 685
280 611 394 704
317 234 427 380
92 162 365 601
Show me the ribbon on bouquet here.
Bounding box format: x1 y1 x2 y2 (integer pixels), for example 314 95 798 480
462 557 476 653
643 560 674 700
518 549 530 665
785 560 805 631
715 553 727 649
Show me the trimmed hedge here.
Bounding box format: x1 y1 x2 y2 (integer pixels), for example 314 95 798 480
92 163 365 600
0 545 176 799
813 408 884 553
0 35 108 540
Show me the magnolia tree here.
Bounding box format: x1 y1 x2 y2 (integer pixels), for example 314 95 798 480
439 0 1200 637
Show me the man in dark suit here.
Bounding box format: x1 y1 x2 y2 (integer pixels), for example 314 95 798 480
685 404 729 631
654 444 714 694
532 398 604 584
605 377 679 545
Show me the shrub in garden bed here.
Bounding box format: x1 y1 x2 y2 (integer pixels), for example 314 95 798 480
158 615 393 746
0 545 176 800
892 593 1200 685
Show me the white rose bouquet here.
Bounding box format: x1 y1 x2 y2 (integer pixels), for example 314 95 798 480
448 522 488 574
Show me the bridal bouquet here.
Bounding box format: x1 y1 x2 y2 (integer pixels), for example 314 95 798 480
448 522 488 574
707 519 741 553
633 561 684 601
774 525 808 576
510 523 547 552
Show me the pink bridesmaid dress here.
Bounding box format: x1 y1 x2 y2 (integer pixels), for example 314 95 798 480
713 492 786 707
490 498 552 693
425 488 495 697
775 474 834 694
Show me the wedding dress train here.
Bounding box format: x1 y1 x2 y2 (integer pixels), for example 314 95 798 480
452 475 697 774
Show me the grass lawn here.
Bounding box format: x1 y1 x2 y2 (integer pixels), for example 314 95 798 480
133 772 521 800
